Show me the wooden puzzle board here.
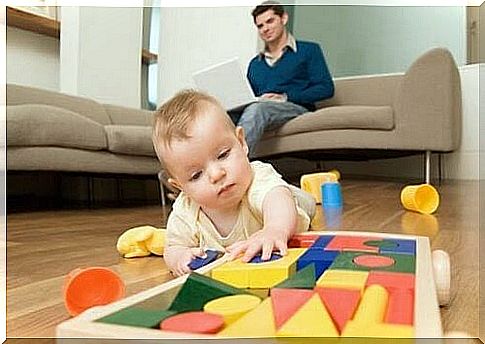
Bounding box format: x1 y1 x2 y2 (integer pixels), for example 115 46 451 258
56 231 442 339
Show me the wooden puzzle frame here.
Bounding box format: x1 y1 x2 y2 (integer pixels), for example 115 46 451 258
56 231 443 339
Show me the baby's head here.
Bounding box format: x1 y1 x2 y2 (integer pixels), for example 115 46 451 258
153 90 253 210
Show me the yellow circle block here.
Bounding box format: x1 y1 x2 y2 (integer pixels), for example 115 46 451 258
203 294 261 325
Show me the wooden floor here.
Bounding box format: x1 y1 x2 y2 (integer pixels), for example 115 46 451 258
6 179 481 338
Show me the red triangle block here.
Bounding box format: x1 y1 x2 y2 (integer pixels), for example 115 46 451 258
270 288 314 329
315 287 361 333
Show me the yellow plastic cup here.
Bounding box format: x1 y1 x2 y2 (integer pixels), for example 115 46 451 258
300 172 339 204
400 184 440 214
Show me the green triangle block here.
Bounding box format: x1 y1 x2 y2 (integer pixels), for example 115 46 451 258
96 307 176 328
169 272 251 312
273 263 316 289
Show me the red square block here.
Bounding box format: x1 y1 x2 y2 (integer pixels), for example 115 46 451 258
288 234 320 248
324 236 379 253
366 271 415 292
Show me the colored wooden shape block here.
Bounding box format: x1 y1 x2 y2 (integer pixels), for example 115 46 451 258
217 297 276 337
364 240 399 249
308 235 335 249
211 262 250 288
297 249 339 278
380 239 416 255
270 288 315 329
169 272 248 313
247 288 270 298
288 234 319 248
316 269 369 292
96 308 176 328
385 289 414 325
188 250 222 270
352 285 388 324
329 251 415 274
353 254 395 268
211 249 306 289
274 263 316 289
203 294 262 325
249 252 282 263
366 271 415 292
314 287 361 333
277 294 339 337
324 236 380 253
160 311 224 334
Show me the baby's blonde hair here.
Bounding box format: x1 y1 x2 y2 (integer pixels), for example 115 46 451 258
152 89 236 165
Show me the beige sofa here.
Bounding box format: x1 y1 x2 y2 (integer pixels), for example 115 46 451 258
255 47 462 180
7 47 461 199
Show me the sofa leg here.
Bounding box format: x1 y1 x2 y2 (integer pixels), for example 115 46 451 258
425 150 432 184
157 171 167 206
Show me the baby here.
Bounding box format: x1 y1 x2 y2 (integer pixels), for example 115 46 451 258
152 90 315 276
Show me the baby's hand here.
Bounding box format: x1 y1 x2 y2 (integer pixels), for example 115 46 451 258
226 228 288 263
164 247 205 277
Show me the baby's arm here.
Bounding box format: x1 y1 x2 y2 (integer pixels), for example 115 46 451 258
165 212 204 277
228 186 298 262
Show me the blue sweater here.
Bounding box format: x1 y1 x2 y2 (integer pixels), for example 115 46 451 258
247 40 334 111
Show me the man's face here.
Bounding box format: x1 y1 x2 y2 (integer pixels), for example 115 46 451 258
255 9 288 44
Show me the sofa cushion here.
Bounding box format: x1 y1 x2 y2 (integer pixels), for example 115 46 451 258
273 105 394 137
7 104 107 150
7 84 112 125
105 125 155 157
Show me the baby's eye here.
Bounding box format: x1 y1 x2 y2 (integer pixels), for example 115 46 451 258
190 171 202 181
218 149 230 160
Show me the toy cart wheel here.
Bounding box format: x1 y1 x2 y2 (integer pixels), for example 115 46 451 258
432 249 451 306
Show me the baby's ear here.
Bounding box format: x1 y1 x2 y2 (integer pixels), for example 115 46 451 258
235 126 249 155
168 178 182 191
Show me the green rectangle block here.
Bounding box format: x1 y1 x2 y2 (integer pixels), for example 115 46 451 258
329 251 415 274
96 307 176 328
169 272 250 312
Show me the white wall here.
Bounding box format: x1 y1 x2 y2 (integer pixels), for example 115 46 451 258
60 7 143 107
292 6 466 77
6 27 59 91
157 6 259 103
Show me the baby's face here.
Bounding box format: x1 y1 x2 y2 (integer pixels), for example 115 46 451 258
163 104 253 212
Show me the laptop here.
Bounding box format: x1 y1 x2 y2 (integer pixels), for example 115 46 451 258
192 58 261 112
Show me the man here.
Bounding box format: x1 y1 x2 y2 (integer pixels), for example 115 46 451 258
234 1 334 155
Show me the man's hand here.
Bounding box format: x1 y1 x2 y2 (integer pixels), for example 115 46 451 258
260 93 287 102
226 228 289 263
164 246 205 277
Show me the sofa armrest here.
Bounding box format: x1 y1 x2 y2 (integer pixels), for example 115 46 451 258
103 103 155 126
393 48 462 152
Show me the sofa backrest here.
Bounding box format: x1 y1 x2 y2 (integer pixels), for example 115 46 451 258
316 74 402 109
7 84 112 125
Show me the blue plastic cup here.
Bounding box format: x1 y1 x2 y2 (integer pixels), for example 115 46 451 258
321 182 343 207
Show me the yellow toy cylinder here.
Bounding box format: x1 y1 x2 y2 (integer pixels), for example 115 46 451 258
353 285 388 324
400 184 440 214
203 294 261 325
300 172 339 204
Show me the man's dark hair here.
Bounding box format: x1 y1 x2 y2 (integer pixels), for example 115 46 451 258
251 1 285 22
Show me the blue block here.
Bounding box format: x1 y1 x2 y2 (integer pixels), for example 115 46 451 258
188 250 222 270
309 235 335 250
297 250 339 278
380 239 416 255
249 252 282 264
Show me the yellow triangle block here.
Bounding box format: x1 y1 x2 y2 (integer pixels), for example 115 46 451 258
217 297 276 338
277 294 339 337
